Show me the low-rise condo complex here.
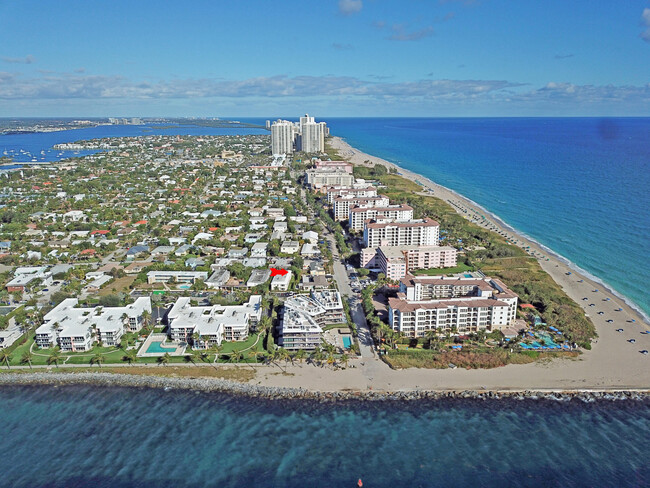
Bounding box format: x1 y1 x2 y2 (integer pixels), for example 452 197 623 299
167 295 262 347
36 297 152 351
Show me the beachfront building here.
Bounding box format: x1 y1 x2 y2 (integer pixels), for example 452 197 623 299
349 204 414 231
277 290 345 350
326 185 378 204
388 274 518 337
146 271 208 285
35 297 152 351
333 195 390 221
305 169 355 191
363 218 440 249
271 119 297 155
278 305 322 350
167 295 262 347
372 245 458 280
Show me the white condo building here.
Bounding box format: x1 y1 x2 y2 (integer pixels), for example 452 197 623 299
349 204 414 231
326 186 378 204
271 119 297 155
333 195 390 221
278 290 344 350
388 274 518 337
299 114 326 153
35 297 152 351
363 218 440 248
167 296 262 347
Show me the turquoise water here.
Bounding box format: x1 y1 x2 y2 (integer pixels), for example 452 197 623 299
145 341 176 354
177 284 191 290
327 118 650 320
0 385 647 487
343 336 352 348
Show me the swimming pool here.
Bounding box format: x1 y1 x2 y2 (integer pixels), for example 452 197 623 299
342 336 352 349
464 274 473 278
146 341 177 354
178 284 191 290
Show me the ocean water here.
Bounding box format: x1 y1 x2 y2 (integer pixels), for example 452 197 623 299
327 118 650 320
0 385 647 488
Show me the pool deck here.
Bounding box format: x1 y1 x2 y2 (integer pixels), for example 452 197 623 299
138 333 186 357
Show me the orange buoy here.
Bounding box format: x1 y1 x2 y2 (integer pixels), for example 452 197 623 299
358 479 363 487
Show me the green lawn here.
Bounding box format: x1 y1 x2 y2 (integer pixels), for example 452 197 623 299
412 263 475 276
6 332 265 367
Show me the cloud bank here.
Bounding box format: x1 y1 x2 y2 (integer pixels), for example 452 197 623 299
0 72 648 115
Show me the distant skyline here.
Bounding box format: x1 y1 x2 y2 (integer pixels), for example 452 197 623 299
1 0 649 117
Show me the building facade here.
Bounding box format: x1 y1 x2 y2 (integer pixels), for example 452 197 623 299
374 245 458 280
363 218 440 248
333 195 390 221
271 119 296 155
349 204 414 231
387 274 518 337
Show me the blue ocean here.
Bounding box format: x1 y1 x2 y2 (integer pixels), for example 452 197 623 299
326 118 650 320
0 385 647 488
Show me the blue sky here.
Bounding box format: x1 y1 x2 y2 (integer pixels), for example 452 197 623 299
1 0 649 116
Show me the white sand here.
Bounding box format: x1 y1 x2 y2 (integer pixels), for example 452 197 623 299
248 136 650 392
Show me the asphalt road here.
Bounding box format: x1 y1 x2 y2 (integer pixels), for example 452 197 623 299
326 232 376 359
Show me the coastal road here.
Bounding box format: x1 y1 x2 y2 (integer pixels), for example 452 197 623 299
325 233 376 360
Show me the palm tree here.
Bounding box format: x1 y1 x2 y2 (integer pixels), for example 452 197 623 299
20 351 33 369
141 310 151 329
121 313 129 331
122 349 138 364
293 349 307 365
47 350 62 368
312 346 325 367
326 353 336 369
184 350 199 364
228 348 243 363
0 350 12 369
425 329 439 350
158 352 171 366
339 353 349 369
90 353 106 368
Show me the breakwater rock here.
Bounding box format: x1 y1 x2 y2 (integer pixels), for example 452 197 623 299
0 373 648 402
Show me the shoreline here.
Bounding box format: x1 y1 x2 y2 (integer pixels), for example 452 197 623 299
0 372 648 402
329 135 650 327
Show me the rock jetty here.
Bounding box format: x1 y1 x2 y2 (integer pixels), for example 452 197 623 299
1 372 648 402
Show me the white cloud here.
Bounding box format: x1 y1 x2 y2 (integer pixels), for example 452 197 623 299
387 24 434 41
1 54 35 64
642 8 650 42
338 0 362 16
